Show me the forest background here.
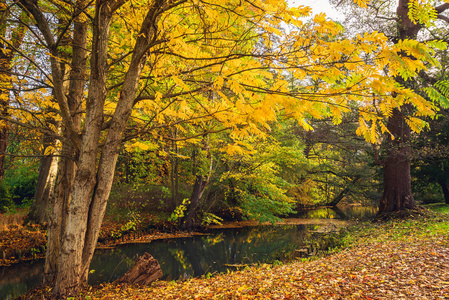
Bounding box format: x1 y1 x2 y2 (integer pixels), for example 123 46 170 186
1 0 449 297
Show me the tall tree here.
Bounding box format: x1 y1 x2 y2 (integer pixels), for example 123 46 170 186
379 0 449 212
334 0 449 213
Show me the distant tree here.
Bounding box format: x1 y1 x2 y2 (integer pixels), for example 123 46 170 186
293 115 381 206
0 2 27 187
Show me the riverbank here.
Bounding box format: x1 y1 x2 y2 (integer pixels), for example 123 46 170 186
18 205 449 299
0 211 351 266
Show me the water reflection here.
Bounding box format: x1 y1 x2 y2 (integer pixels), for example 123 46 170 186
0 259 44 300
89 225 319 283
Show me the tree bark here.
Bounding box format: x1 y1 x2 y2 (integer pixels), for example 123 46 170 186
52 2 112 295
52 1 168 296
183 175 208 230
379 107 415 213
43 1 87 285
438 179 449 204
44 151 76 284
28 135 59 225
378 0 422 214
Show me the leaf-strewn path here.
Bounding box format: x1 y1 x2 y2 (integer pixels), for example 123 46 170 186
87 235 449 299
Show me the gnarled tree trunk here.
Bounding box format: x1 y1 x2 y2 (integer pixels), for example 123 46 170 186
47 1 168 296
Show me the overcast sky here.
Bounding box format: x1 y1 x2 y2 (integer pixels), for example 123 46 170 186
288 0 343 21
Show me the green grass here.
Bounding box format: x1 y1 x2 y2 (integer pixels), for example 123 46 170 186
334 206 449 251
424 203 449 214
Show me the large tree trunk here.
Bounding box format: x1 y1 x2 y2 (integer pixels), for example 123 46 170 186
379 107 415 213
183 175 208 230
52 1 167 296
44 8 88 282
18 0 170 296
44 152 76 284
41 0 88 290
378 0 421 214
52 2 111 294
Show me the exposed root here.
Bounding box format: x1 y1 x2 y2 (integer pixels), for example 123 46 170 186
373 205 439 222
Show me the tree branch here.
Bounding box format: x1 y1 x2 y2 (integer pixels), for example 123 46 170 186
0 115 66 141
18 0 82 150
371 143 385 166
436 3 449 14
437 14 449 24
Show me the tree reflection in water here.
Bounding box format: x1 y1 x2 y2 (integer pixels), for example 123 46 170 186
89 224 323 283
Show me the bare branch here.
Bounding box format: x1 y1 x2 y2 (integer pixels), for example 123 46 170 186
436 3 449 14
0 115 65 141
1 152 76 160
437 14 449 24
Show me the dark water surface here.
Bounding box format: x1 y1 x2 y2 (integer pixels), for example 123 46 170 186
0 206 376 299
89 224 320 284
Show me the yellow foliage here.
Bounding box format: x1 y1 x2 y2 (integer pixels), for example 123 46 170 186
5 0 443 150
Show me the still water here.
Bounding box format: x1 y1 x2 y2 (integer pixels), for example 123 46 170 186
0 206 377 299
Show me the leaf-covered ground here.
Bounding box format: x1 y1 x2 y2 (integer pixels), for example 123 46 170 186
80 213 449 300
0 224 47 265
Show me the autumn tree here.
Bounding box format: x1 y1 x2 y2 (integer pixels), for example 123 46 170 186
332 0 449 213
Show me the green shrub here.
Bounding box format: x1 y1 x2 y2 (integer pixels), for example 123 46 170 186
0 182 13 213
2 161 39 208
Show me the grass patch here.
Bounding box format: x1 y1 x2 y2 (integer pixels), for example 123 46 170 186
424 203 449 214
334 206 449 250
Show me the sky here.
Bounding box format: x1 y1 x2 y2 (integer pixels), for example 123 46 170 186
288 0 344 21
